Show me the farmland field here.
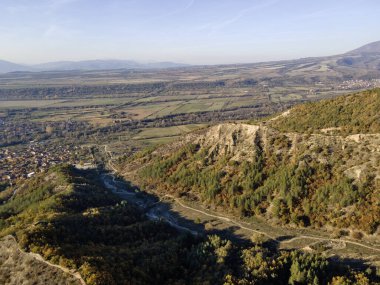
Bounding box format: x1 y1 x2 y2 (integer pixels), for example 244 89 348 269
132 124 207 140
1 57 379 159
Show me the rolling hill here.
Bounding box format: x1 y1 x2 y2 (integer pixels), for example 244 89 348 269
123 89 380 235
0 165 201 284
267 88 380 134
0 166 377 285
335 40 380 70
346 40 380 55
0 60 27 73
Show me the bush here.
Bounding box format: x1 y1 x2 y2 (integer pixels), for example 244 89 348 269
350 231 363 240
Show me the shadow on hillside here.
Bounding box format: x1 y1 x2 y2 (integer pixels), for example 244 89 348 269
26 166 376 276
83 166 377 276
330 256 376 270
275 235 296 242
97 167 257 246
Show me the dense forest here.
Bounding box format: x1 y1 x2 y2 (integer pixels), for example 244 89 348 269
0 166 377 284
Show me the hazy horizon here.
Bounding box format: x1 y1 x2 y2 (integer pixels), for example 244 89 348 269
1 0 380 65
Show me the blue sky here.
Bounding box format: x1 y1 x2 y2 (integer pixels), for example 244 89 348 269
1 0 379 64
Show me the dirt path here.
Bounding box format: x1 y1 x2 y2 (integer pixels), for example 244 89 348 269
11 236 86 285
281 235 380 252
29 253 86 285
163 194 275 240
109 162 380 257
164 195 380 253
103 144 119 172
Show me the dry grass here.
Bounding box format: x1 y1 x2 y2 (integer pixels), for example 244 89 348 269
0 236 81 285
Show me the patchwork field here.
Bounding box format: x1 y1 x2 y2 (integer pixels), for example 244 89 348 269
1 56 379 158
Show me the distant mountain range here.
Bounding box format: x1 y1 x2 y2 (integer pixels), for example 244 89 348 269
0 60 27 73
0 59 189 73
1 40 380 74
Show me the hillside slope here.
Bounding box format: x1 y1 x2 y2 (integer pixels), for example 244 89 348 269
0 60 28 73
347 41 380 55
2 166 377 284
123 89 380 235
0 235 82 285
0 166 379 285
0 165 207 284
267 88 380 134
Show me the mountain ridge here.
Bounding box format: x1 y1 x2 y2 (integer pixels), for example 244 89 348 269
1 40 380 73
32 59 189 71
0 59 188 73
0 60 26 73
346 40 380 55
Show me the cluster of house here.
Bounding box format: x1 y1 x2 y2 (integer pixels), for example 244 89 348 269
0 141 80 183
338 79 380 90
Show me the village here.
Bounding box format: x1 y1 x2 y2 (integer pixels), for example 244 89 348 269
0 141 90 184
338 78 380 90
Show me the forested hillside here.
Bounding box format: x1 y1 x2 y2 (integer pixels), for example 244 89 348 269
125 89 380 235
0 166 377 284
267 88 380 135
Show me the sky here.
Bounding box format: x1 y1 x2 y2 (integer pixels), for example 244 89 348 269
1 0 380 65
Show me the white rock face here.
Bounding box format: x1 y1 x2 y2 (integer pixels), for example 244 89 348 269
193 124 261 161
